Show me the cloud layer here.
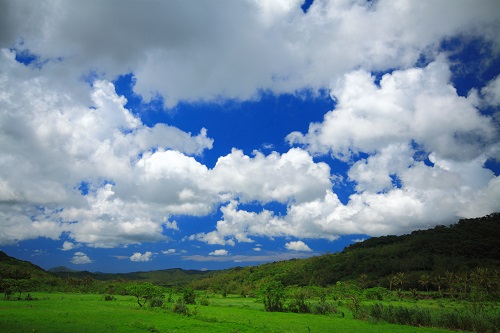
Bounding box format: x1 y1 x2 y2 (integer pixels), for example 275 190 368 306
2 0 499 106
0 0 499 253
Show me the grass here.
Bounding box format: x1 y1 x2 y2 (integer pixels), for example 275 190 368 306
0 292 459 333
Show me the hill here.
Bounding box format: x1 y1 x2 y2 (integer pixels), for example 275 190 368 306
0 250 57 281
2 213 499 293
50 267 214 286
190 213 500 291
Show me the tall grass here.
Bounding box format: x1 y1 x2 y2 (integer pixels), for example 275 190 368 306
354 303 500 333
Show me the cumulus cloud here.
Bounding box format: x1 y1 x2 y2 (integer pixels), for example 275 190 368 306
288 58 497 161
208 249 229 256
208 148 331 204
2 0 499 107
130 251 154 262
61 241 76 251
71 252 93 264
285 241 312 252
0 1 499 251
162 249 176 255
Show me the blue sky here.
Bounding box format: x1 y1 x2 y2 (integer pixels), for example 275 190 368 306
0 0 499 273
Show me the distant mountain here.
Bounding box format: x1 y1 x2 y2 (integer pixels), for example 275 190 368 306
49 267 215 286
48 266 79 273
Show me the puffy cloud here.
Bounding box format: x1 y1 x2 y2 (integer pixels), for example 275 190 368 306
208 249 229 256
285 240 312 252
288 58 497 161
130 251 154 262
0 50 214 246
61 241 76 251
208 148 331 204
162 249 176 255
1 1 499 250
3 0 499 106
71 252 93 264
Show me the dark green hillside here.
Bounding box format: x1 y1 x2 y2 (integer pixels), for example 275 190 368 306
191 213 500 292
50 267 214 286
0 250 56 280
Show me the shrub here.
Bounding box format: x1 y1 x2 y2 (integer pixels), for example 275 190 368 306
149 297 164 308
104 295 116 301
363 287 389 301
182 287 196 305
261 281 285 312
172 300 190 316
356 303 500 333
287 288 310 313
198 294 209 306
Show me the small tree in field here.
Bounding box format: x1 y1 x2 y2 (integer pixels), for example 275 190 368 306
127 283 164 307
261 281 285 312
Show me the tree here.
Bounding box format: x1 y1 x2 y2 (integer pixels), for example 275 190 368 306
387 275 398 291
262 281 285 312
182 287 196 304
432 275 444 296
358 273 368 289
395 272 407 291
127 283 164 307
419 274 430 292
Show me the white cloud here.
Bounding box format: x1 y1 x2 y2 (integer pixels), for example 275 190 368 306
130 251 154 262
3 0 498 107
208 249 229 256
71 252 93 264
352 238 366 243
0 50 214 247
61 241 76 251
288 58 497 161
0 1 499 250
183 251 313 263
253 247 262 252
162 249 176 255
285 240 312 252
207 148 331 204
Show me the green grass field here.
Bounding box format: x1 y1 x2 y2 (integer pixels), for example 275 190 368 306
0 293 456 333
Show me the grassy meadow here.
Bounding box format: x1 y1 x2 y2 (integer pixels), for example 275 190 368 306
0 292 462 333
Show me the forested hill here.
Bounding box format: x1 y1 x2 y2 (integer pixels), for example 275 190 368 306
1 213 499 290
0 250 56 281
190 213 500 291
49 267 214 286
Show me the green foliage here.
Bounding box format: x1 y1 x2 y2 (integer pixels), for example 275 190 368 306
357 302 500 333
198 293 210 306
126 282 164 307
182 287 196 304
172 300 194 316
261 281 285 312
363 287 389 301
287 287 311 313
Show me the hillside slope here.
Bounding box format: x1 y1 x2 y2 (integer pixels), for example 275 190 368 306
191 213 500 291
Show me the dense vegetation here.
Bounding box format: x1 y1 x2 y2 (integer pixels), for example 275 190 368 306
190 213 500 293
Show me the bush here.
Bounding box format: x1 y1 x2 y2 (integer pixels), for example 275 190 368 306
287 288 310 313
357 303 500 333
104 295 116 301
149 297 164 308
173 300 190 316
198 294 209 306
261 281 285 312
182 287 196 305
363 287 389 301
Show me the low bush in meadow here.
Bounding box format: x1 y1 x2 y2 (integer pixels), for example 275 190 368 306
354 302 500 333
